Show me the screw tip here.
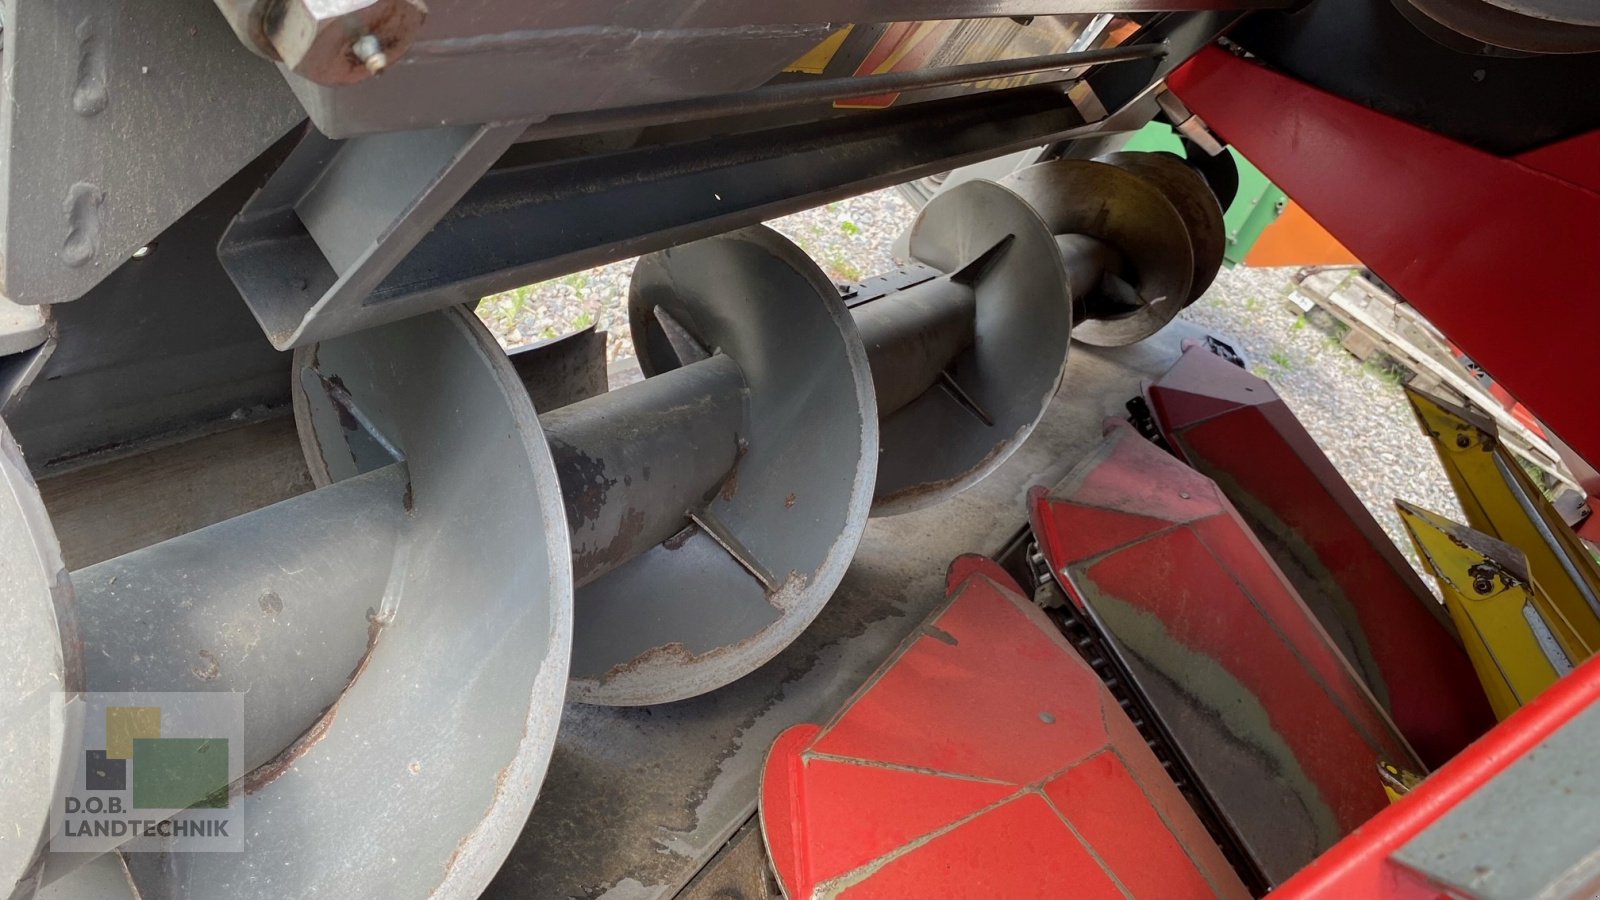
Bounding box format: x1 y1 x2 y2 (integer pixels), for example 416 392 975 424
352 34 388 75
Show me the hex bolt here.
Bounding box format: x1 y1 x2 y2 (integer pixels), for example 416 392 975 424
1472 575 1494 594
352 34 387 75
1456 434 1472 448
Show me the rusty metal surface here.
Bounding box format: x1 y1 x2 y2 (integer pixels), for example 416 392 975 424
543 354 748 588
509 327 612 414
36 416 313 570
485 323 1208 898
1096 151 1226 307
676 817 783 900
573 227 876 705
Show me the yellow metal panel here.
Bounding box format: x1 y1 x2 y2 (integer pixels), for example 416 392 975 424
1406 387 1600 654
1378 759 1424 804
783 26 855 75
1397 501 1570 719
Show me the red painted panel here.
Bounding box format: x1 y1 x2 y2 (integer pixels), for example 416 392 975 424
759 555 1250 899
839 794 1125 900
1167 47 1600 471
1147 346 1494 767
1518 130 1600 195
1281 651 1600 897
1045 750 1222 898
811 572 1109 785
774 756 1016 890
1031 422 1422 884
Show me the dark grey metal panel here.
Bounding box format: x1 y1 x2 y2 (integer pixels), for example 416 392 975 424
0 0 304 306
508 327 612 414
3 138 298 472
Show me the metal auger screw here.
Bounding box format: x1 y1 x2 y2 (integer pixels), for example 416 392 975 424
353 34 388 75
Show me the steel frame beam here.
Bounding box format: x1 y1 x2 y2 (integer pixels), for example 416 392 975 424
277 2 1289 138
222 11 1250 350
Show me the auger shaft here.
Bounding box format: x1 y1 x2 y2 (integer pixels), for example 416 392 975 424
853 276 976 419
542 354 748 588
546 227 1127 589
853 233 1123 420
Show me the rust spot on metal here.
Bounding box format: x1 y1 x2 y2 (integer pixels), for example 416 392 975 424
571 505 648 585
874 435 1013 509
190 649 221 683
549 438 617 530
717 439 750 502
442 758 516 881
324 374 362 433
785 493 797 509
243 602 392 795
258 591 283 619
599 642 700 684
663 523 695 551
242 706 336 796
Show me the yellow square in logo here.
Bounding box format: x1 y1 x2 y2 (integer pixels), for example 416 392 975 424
106 707 160 760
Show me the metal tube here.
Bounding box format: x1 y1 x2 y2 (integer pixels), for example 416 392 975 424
518 42 1168 143
853 277 977 419
1056 233 1131 320
852 233 1121 419
72 463 410 773
543 353 748 587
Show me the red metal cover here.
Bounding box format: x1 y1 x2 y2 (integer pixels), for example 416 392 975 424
1166 46 1600 472
1029 421 1424 887
759 555 1247 899
1146 344 1494 767
1280 650 1600 898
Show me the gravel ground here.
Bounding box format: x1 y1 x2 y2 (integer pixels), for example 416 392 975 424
475 186 1459 581
1182 267 1464 584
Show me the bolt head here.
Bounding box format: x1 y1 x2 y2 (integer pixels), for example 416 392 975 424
272 0 427 86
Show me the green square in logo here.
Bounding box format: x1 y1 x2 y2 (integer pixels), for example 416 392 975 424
131 738 229 810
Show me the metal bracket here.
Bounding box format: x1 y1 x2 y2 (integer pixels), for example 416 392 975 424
218 122 528 350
